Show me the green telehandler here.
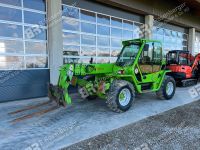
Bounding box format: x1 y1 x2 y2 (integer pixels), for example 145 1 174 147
49 39 176 112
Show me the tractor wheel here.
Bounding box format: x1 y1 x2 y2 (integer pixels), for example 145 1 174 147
156 75 176 100
106 80 135 113
78 76 97 100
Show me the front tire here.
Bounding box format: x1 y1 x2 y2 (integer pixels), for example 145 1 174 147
106 80 135 113
156 75 176 100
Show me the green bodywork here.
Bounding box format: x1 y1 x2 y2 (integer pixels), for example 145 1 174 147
49 39 170 106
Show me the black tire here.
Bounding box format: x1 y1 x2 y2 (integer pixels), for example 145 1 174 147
176 80 182 87
156 75 176 100
78 76 97 100
87 94 97 100
106 80 135 113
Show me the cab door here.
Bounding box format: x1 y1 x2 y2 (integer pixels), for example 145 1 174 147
152 42 162 73
138 42 154 76
138 42 162 90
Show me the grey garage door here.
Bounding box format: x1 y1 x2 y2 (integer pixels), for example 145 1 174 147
0 70 49 102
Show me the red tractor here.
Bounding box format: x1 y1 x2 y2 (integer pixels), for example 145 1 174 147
166 50 200 86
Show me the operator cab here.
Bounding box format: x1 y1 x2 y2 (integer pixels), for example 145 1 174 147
116 39 164 90
167 50 194 66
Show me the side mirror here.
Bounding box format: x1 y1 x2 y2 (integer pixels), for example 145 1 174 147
143 44 149 51
90 57 93 64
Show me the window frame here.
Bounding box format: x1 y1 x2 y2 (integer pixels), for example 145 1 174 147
62 4 144 64
153 26 188 57
0 0 48 70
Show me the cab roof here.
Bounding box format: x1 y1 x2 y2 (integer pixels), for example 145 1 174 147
122 38 161 46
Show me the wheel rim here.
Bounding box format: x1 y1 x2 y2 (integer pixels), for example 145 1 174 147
166 82 174 96
119 88 131 106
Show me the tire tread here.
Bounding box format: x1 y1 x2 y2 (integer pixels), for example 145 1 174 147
156 75 176 100
106 80 135 113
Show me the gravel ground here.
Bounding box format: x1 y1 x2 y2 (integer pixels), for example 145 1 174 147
65 100 200 150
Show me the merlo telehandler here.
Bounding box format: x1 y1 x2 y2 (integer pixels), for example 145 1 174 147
49 39 176 112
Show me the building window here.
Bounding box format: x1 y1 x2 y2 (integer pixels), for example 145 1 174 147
23 0 46 11
0 6 22 22
195 32 200 55
0 23 23 38
62 4 144 64
0 0 22 6
0 0 47 70
153 27 188 56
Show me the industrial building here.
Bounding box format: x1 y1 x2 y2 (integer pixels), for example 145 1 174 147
0 0 200 102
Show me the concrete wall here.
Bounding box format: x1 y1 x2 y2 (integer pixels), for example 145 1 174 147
47 0 63 85
188 28 196 54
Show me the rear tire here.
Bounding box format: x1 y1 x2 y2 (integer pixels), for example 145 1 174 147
106 80 135 113
156 75 176 100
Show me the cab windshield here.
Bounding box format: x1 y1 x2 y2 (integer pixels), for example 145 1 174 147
116 43 140 67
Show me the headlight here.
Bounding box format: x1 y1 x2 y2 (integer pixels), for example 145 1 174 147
67 65 74 80
69 64 73 71
135 68 139 74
